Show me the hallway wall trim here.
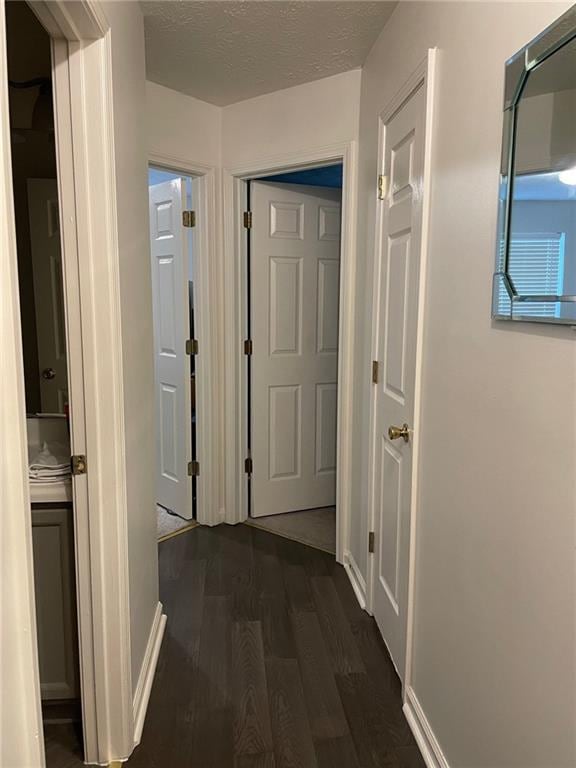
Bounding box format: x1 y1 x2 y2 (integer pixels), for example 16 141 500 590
133 603 167 747
404 687 450 768
343 549 368 610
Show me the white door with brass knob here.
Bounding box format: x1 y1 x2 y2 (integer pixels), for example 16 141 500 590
368 77 428 679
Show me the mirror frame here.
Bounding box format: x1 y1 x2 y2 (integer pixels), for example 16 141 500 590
493 5 576 325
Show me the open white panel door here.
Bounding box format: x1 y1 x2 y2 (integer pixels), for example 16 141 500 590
149 179 193 519
371 83 426 677
251 181 341 517
27 178 68 413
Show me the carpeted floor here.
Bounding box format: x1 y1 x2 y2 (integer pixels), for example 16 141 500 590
157 505 197 542
245 506 336 553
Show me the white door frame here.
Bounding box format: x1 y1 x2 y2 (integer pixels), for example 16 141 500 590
223 141 358 564
366 51 437 695
0 3 43 764
148 153 222 526
2 1 138 763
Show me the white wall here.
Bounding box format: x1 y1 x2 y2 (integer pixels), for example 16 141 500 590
355 3 576 766
106 9 576 764
147 70 361 170
146 80 221 168
222 69 361 167
515 89 576 174
106 0 160 693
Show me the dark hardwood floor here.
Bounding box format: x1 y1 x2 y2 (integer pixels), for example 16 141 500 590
44 722 84 768
128 524 425 768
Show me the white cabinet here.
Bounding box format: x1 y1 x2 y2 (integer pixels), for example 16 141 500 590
31 505 78 700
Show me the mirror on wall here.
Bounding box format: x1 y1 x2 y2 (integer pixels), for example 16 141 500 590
493 7 576 324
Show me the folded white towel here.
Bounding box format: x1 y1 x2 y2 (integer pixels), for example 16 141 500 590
29 473 71 484
29 466 70 477
28 441 71 480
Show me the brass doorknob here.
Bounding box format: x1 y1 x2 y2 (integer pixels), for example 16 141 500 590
42 367 56 380
388 423 410 443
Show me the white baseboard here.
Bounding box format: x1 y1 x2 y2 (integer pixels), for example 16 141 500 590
403 686 449 768
343 549 368 611
132 602 167 746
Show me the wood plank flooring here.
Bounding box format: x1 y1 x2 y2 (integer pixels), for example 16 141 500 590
128 524 425 768
43 722 84 768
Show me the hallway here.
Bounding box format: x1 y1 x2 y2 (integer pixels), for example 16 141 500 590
128 525 424 768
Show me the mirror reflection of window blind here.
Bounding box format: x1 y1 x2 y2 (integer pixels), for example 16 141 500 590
498 232 565 318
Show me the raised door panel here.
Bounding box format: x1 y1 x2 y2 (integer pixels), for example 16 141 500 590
270 257 302 356
390 132 414 198
269 385 301 480
316 258 340 354
157 256 177 356
31 506 78 700
318 205 341 241
270 201 304 239
159 383 178 482
383 235 410 404
152 197 176 238
378 440 402 613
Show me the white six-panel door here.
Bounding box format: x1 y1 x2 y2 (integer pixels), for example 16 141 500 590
251 181 341 517
149 179 193 519
27 179 68 413
371 83 426 676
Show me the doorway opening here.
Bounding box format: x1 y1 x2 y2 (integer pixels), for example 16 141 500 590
244 164 343 556
148 166 200 541
5 1 82 764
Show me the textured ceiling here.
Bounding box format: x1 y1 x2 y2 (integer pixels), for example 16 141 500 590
142 1 397 106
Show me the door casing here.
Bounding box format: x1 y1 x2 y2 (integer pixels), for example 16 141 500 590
2 1 143 764
223 142 358 567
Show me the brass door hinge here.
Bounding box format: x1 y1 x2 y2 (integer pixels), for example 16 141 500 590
183 210 196 228
244 339 253 355
377 174 387 201
243 211 253 229
186 339 199 355
244 457 253 475
71 454 87 475
368 531 375 553
372 360 379 384
188 460 200 477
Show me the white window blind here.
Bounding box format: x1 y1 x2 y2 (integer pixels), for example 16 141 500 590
498 232 565 318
